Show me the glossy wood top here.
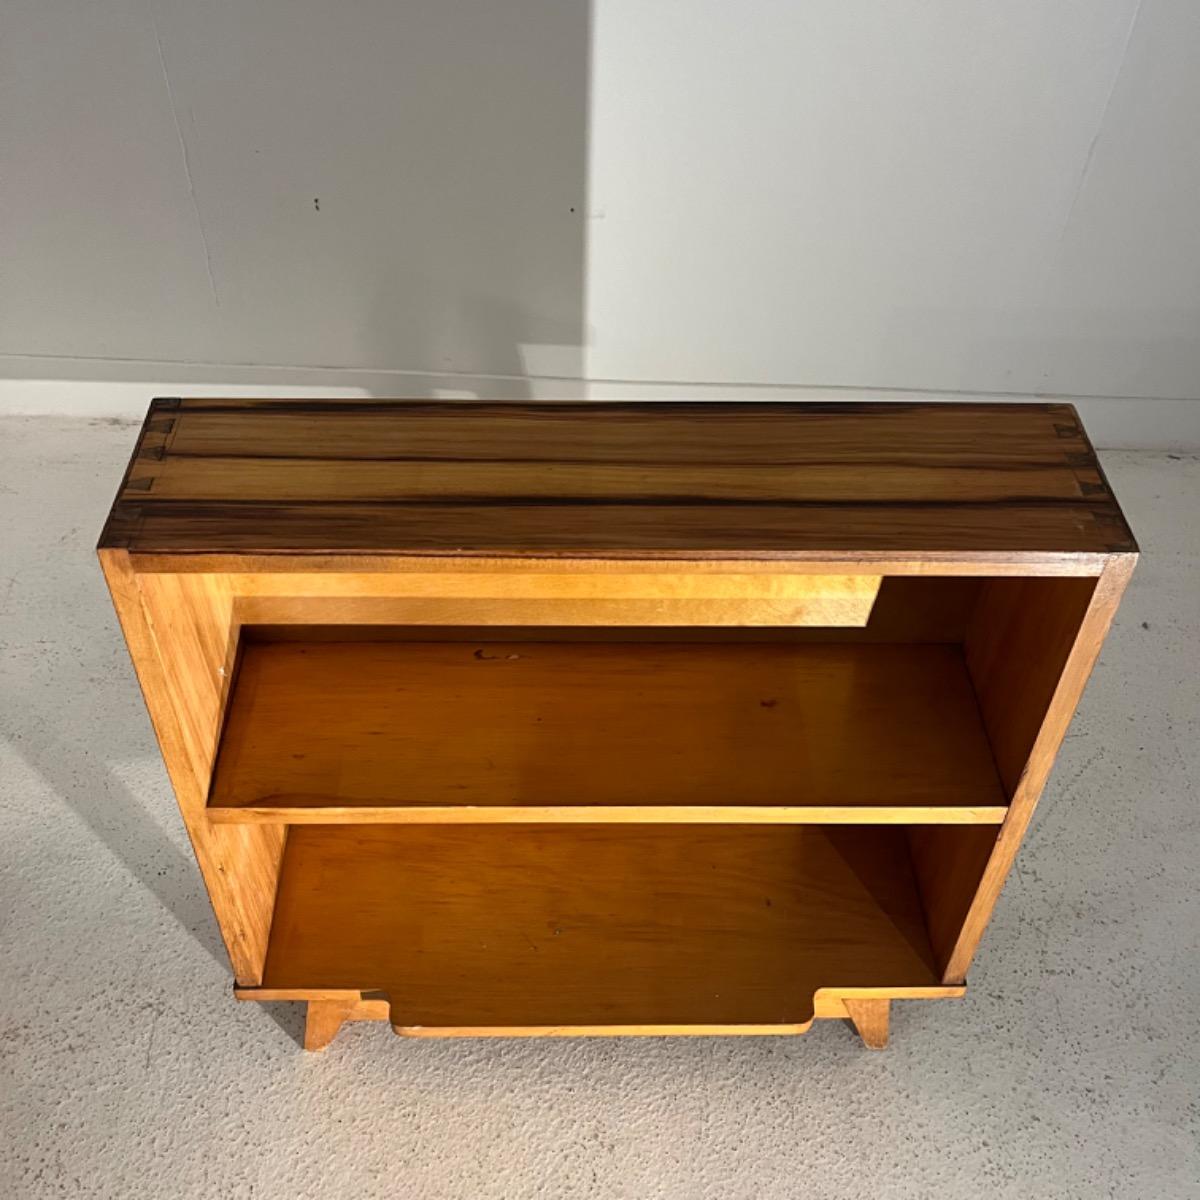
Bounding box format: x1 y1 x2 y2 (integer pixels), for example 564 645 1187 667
99 399 1136 558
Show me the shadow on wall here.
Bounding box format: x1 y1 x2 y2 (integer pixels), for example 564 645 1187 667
1 1 592 397
352 0 592 394
0 5 595 1044
181 0 594 394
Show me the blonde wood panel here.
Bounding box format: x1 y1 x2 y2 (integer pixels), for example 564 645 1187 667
942 554 1136 981
229 574 990 639
906 825 999 975
237 569 882 627
844 998 890 1049
260 825 942 1028
232 588 882 629
237 985 966 1007
99 550 285 984
208 641 1008 820
201 823 287 985
910 572 1121 978
133 571 237 790
390 1024 820 1037
233 986 965 1043
965 576 1098 796
211 805 1007 826
232 575 984 647
133 570 886 630
303 997 391 1051
232 572 883 602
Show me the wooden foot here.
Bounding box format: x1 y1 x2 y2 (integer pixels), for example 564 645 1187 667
304 998 358 1051
303 995 389 1050
844 998 889 1050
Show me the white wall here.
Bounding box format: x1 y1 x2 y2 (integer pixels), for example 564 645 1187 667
3 1 1199 446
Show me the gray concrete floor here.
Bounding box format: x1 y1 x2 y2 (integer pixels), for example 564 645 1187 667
1 416 1197 1199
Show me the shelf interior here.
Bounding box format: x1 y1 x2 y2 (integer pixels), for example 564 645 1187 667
209 636 1008 823
261 824 942 1029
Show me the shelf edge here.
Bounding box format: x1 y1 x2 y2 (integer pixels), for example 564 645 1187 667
208 804 1009 826
233 984 968 1039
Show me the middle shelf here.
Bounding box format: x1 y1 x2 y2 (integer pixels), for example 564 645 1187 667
208 635 1008 825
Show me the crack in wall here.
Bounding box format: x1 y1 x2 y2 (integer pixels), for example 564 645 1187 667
1059 0 1146 244
149 1 221 308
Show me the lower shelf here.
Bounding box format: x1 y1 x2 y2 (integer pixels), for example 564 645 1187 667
255 824 950 1033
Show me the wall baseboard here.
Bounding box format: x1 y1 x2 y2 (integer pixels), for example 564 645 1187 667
1 358 1197 450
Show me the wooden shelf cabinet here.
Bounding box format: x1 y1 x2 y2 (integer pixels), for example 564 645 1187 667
99 400 1135 1050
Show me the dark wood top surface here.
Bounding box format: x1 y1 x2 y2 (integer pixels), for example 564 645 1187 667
99 399 1136 559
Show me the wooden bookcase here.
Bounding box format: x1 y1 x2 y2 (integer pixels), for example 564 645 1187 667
99 400 1136 1050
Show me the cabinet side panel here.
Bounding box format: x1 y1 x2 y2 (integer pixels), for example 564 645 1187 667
135 572 237 789
906 826 998 977
913 575 1101 976
943 557 1135 980
99 550 285 984
964 577 1097 796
